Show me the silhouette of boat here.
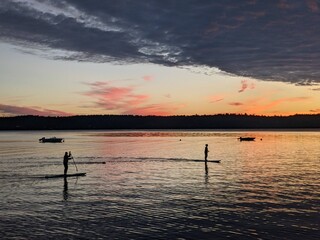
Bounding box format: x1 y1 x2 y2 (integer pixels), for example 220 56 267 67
39 137 64 143
238 137 255 141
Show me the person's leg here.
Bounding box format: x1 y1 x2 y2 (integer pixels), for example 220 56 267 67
64 164 68 175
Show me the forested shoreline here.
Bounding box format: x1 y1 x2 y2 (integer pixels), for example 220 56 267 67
0 114 320 130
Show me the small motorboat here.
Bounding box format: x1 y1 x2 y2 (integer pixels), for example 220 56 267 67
238 137 255 141
39 137 64 143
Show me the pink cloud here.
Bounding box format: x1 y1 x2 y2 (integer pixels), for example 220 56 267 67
83 81 150 110
83 81 184 115
224 96 312 115
102 87 132 101
123 103 185 116
126 95 149 106
142 75 154 81
0 104 71 116
209 95 224 103
260 97 309 109
238 80 255 93
240 96 311 115
229 102 243 106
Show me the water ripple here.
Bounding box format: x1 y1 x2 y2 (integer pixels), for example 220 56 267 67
0 131 319 239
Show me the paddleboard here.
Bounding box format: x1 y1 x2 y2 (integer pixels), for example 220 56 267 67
191 160 221 163
44 173 86 179
167 159 221 163
77 162 106 164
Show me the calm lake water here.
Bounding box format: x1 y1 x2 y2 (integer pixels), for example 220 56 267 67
0 130 319 239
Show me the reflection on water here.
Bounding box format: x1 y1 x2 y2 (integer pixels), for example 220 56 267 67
0 130 319 239
63 177 68 201
204 161 209 185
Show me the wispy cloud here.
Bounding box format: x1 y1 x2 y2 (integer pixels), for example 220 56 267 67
0 104 71 116
83 82 149 111
254 97 310 112
229 102 244 106
123 103 185 116
1 1 320 84
229 96 311 115
209 95 224 103
142 75 154 82
238 80 255 93
309 108 320 113
83 81 183 115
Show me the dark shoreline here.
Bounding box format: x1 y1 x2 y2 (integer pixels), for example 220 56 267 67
1 114 320 130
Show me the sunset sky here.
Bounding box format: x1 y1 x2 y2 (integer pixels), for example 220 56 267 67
1 0 320 116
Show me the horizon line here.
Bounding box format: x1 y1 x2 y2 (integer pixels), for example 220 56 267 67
1 113 320 118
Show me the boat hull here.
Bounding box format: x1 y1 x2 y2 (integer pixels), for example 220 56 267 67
239 137 255 141
39 137 64 143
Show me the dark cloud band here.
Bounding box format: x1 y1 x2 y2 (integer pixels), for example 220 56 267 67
1 0 320 84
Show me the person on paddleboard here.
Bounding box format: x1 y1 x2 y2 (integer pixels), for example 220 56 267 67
63 151 72 175
204 144 209 161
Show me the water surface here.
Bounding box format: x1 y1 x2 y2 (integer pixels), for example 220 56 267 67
0 130 319 239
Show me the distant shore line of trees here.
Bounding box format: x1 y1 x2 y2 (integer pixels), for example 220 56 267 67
0 114 320 130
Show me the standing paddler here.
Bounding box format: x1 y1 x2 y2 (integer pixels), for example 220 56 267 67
204 144 209 162
63 151 72 176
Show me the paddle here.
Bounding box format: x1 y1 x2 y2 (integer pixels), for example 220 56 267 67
69 152 78 172
71 157 78 172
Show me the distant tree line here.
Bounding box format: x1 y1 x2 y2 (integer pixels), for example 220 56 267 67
0 114 320 130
